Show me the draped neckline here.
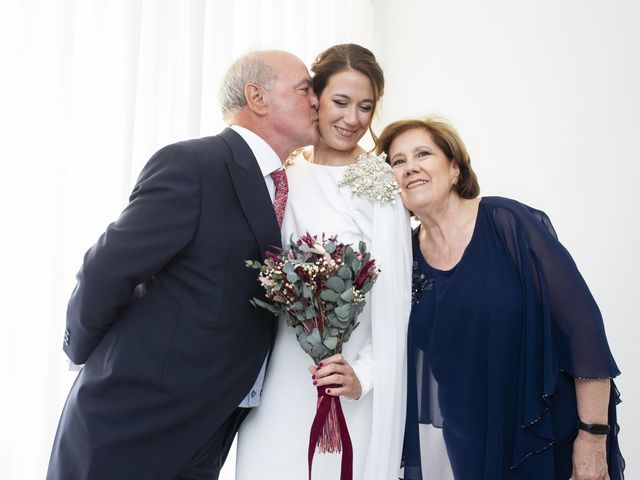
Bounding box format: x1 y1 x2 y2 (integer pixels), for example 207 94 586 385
415 197 483 301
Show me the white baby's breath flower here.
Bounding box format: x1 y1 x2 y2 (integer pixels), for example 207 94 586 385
337 152 400 204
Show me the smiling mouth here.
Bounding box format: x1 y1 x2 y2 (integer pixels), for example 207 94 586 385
335 126 358 137
406 179 430 189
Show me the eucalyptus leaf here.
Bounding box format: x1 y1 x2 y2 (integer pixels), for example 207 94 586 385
323 336 338 350
340 288 353 302
344 246 355 263
250 298 279 315
326 276 346 293
298 243 311 253
352 258 362 272
311 341 329 360
335 303 351 319
290 301 304 311
337 318 351 329
337 265 352 280
304 307 316 319
297 335 313 354
245 260 262 269
343 322 360 342
282 263 295 274
361 281 374 294
359 240 367 254
286 272 298 283
325 241 336 254
307 328 321 345
328 315 342 327
320 289 339 302
302 284 312 299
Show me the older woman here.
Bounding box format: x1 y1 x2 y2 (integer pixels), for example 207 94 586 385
376 118 624 480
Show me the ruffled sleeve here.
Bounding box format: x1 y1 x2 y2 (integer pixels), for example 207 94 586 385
487 196 623 478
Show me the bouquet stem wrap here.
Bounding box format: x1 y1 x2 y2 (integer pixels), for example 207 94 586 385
308 385 353 480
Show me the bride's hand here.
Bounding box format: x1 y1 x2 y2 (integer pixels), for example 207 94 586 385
309 354 362 400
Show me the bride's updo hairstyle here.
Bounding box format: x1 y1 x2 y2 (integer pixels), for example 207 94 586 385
311 43 384 143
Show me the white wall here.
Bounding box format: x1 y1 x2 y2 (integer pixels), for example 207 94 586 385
373 0 639 474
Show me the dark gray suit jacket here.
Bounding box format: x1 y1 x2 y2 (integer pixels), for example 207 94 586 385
47 128 280 479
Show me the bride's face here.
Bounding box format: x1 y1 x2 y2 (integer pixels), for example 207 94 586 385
316 69 374 152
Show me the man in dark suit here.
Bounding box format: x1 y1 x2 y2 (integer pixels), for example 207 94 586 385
47 50 319 480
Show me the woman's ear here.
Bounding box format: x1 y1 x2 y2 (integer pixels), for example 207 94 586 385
244 83 268 116
451 163 461 186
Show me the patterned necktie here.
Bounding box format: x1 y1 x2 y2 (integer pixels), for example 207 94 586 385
270 168 288 227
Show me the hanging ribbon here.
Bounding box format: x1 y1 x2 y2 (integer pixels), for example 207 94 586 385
307 385 353 480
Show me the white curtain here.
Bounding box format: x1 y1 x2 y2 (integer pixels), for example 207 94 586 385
0 1 374 478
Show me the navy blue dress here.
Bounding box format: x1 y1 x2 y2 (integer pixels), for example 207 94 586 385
403 197 624 480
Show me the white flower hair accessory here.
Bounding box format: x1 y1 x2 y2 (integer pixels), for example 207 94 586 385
338 152 400 204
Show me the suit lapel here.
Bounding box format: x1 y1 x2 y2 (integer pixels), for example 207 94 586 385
219 128 282 257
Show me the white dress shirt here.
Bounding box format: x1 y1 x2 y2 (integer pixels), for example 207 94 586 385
230 124 282 408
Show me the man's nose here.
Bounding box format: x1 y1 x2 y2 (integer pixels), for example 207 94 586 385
310 91 319 109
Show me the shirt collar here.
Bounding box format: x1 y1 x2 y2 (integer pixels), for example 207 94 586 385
230 125 282 176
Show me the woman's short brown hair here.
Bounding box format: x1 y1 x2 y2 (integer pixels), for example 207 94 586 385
376 117 480 199
311 43 384 144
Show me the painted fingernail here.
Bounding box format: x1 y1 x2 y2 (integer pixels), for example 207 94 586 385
312 375 316 380
313 380 317 385
319 362 324 367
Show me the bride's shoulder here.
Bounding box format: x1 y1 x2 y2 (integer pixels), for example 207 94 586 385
338 151 400 204
284 148 311 167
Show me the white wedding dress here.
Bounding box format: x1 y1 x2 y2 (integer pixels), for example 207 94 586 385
236 152 412 480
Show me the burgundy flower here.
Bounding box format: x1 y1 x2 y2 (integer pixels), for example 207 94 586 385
295 265 311 282
299 232 317 248
265 251 281 262
354 260 377 289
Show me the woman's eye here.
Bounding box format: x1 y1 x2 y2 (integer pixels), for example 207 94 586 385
360 105 373 113
334 100 347 107
391 158 405 167
417 150 430 157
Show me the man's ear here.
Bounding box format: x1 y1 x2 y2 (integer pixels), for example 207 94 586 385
245 83 268 116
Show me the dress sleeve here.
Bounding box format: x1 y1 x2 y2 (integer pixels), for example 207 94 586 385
349 335 373 398
361 199 412 480
492 200 619 378
489 198 623 477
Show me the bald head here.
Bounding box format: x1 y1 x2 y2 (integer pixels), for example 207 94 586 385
219 50 319 160
219 50 304 118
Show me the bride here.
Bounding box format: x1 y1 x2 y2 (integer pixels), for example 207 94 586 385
235 43 412 479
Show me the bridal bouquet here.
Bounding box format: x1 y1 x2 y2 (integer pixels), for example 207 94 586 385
246 232 379 479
